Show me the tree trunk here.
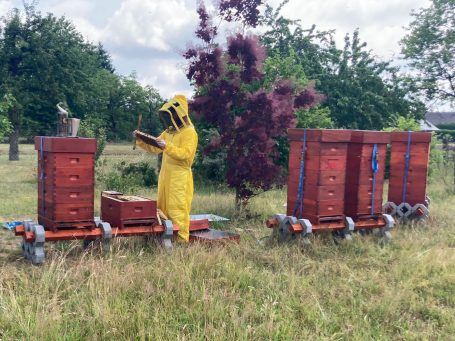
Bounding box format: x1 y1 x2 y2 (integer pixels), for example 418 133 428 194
8 106 20 161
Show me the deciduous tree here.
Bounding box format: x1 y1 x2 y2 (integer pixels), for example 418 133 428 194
185 2 322 207
401 0 455 103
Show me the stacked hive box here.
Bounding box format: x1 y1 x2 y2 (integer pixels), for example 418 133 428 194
35 137 96 231
344 131 389 220
101 191 157 228
387 131 432 215
287 128 351 226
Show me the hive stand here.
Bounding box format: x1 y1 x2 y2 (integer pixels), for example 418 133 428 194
383 131 432 221
268 129 354 242
344 130 394 237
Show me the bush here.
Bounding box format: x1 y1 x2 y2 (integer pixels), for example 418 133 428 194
120 161 158 187
98 160 158 193
435 129 455 141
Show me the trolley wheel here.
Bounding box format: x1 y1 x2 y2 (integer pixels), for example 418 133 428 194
270 214 286 239
412 203 430 220
397 202 412 219
277 216 298 242
30 224 45 265
382 201 397 216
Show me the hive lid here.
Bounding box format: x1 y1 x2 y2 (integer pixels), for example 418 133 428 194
288 129 351 142
390 131 432 143
34 136 97 153
349 130 390 144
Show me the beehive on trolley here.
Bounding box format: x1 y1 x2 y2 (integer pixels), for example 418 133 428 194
383 131 432 220
267 129 355 242
35 136 97 231
344 130 393 231
287 129 351 225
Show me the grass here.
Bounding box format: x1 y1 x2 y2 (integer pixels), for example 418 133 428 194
1 143 455 340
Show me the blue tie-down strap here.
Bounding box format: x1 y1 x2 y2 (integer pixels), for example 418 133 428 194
371 144 379 215
294 129 307 218
402 130 412 203
2 221 23 230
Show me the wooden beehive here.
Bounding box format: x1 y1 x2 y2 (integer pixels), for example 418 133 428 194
287 128 351 225
388 131 432 206
101 191 158 228
35 137 96 231
344 131 390 219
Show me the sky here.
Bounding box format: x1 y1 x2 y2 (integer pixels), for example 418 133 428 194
1 0 440 106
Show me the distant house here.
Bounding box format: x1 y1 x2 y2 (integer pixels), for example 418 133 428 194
418 119 439 131
425 112 455 128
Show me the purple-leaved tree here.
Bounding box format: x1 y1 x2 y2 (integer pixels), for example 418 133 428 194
184 1 323 208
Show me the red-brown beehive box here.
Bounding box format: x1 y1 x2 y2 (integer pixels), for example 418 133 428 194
101 191 157 228
388 131 432 206
344 131 390 219
287 128 351 225
35 137 96 231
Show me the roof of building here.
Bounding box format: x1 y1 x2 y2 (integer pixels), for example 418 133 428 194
418 119 439 131
425 112 455 125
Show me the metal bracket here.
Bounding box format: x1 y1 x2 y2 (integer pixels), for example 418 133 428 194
342 216 355 241
379 214 394 242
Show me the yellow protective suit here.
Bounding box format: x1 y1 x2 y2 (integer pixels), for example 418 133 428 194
136 95 198 242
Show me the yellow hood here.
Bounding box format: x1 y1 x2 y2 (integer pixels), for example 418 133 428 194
159 94 192 132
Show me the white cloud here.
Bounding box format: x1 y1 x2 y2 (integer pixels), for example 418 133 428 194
104 0 197 51
0 0 14 16
269 0 430 58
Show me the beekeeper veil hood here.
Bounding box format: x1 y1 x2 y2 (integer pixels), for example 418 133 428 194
158 95 192 132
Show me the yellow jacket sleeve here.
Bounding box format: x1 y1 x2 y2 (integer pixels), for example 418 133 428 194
164 128 198 161
136 131 165 154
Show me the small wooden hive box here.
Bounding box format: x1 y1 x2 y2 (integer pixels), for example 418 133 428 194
35 136 96 231
287 128 351 225
388 131 432 206
101 191 157 228
344 130 390 219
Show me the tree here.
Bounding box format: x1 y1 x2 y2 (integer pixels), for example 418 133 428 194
0 3 164 159
0 93 14 140
262 2 425 130
401 0 455 104
184 2 322 207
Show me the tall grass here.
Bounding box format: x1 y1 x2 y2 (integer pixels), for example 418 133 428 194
0 143 455 340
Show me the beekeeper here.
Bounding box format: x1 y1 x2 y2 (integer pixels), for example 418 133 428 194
134 95 198 242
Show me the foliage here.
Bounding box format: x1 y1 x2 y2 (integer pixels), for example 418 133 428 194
435 123 455 130
0 93 14 139
384 115 421 132
0 4 164 160
261 3 426 130
401 0 455 104
120 160 158 187
78 116 107 161
97 160 158 193
184 1 322 206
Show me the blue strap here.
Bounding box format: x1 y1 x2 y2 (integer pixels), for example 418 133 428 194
39 137 45 213
402 130 412 203
371 143 379 215
293 129 307 218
